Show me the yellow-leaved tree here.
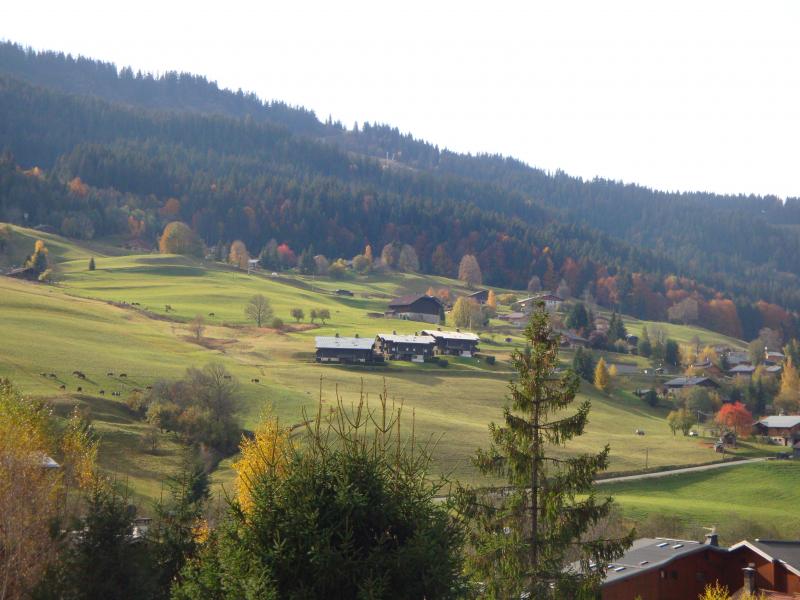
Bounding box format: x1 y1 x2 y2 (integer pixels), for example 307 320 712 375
233 410 292 514
594 357 611 393
0 379 98 598
775 356 800 414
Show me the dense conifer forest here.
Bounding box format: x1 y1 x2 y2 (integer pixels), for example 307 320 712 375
1 41 798 340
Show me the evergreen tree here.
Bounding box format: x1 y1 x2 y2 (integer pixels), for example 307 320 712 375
572 346 595 382
298 245 316 274
88 256 96 271
470 307 632 597
25 239 49 274
566 302 590 333
664 339 681 367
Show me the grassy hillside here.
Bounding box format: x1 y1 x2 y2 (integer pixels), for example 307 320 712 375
0 225 772 507
601 461 800 540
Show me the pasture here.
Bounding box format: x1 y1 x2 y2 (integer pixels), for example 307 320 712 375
0 225 770 506
601 461 800 541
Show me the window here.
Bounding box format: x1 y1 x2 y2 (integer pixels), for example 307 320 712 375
671 571 678 580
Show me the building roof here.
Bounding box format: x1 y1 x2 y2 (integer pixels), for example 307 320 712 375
467 289 488 298
727 351 751 365
730 364 756 374
421 329 480 342
664 376 717 388
315 336 375 351
729 540 800 577
766 365 784 374
376 334 435 344
388 294 442 308
499 311 527 320
599 538 723 585
757 416 800 429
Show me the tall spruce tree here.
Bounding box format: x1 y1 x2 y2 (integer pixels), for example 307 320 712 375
470 304 632 598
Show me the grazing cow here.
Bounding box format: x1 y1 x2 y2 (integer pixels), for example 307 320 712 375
107 372 114 376
40 372 47 377
146 385 152 390
119 373 127 378
251 378 260 383
49 373 57 378
208 312 215 317
76 387 82 392
635 429 645 436
59 384 66 390
223 375 232 380
99 390 105 395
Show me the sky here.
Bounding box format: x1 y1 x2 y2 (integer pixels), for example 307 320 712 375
3 0 799 198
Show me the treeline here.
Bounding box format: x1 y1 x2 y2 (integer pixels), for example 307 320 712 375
1 42 799 338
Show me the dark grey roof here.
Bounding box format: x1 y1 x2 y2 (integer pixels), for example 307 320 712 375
664 376 716 388
730 540 800 576
388 294 442 308
729 364 756 374
599 538 723 585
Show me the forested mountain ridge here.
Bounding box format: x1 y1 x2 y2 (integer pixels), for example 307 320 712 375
0 41 797 341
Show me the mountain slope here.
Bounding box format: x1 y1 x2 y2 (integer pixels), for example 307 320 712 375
0 41 797 340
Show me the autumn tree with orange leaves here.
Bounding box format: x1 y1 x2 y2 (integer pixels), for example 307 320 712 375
715 402 753 437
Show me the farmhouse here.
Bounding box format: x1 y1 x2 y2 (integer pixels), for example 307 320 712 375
375 333 435 362
466 289 489 304
498 311 528 328
765 351 786 365
386 294 444 324
663 376 719 391
753 415 800 446
5 266 38 281
315 336 381 364
557 329 589 349
517 293 563 313
421 329 480 357
726 351 750 366
729 364 756 377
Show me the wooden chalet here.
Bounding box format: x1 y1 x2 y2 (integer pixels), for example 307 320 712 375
421 329 480 357
598 535 800 599
598 536 729 600
728 540 800 597
663 376 719 392
375 333 435 362
498 311 528 328
754 416 800 446
386 294 444 324
466 289 489 305
5 266 38 281
517 292 563 313
556 329 589 349
315 336 381 364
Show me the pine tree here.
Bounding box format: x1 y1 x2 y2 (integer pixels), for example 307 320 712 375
88 256 96 271
470 306 632 597
594 357 611 393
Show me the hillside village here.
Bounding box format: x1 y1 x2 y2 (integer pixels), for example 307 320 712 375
4 19 800 598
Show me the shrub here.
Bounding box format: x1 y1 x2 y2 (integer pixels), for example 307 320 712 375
271 317 284 330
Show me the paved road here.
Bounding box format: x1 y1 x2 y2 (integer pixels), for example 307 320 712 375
594 457 769 485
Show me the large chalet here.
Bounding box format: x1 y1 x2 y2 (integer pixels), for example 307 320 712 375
375 333 436 362
420 329 480 357
315 336 382 364
386 294 444 324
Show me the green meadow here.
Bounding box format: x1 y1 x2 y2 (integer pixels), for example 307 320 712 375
0 225 775 513
600 461 800 540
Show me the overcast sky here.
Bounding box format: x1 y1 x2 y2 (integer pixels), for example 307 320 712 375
3 1 799 198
